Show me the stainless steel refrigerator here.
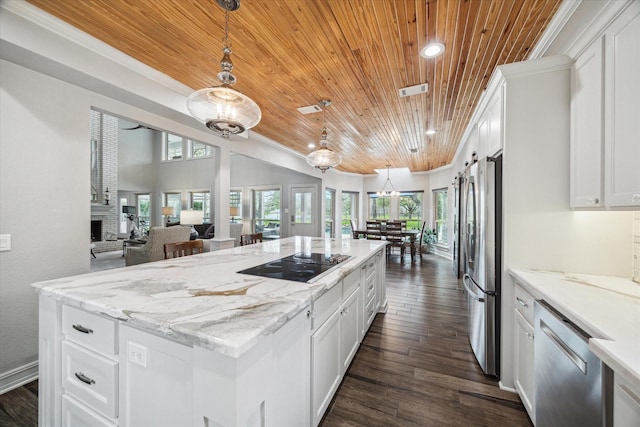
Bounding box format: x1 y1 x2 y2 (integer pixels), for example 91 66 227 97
461 154 502 378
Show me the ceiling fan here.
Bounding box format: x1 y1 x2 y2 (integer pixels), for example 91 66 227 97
121 124 156 131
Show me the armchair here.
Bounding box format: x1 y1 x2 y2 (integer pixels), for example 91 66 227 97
125 226 191 266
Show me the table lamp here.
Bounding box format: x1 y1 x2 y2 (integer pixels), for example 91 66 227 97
162 206 174 226
180 210 203 240
230 206 239 223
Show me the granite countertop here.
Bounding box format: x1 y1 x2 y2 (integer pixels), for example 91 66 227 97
509 269 640 388
33 236 385 358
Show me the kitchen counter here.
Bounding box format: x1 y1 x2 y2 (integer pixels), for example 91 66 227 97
509 269 640 389
32 236 385 358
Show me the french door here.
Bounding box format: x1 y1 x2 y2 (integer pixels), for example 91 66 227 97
291 186 317 237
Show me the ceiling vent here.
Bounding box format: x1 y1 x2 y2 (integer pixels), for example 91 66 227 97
398 83 428 98
297 104 324 115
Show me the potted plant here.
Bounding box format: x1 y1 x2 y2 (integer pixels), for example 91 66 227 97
422 228 437 253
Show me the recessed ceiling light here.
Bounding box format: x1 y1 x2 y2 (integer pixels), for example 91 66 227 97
426 129 437 135
308 143 316 148
420 42 445 58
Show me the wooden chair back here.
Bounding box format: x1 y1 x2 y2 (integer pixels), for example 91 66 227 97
385 221 406 257
366 220 382 240
164 240 204 259
350 219 358 239
240 233 263 246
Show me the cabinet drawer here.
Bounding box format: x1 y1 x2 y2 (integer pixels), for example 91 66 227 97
514 283 535 324
62 305 117 356
365 297 376 328
365 273 375 304
363 256 376 281
62 340 118 419
62 394 116 427
343 268 360 299
313 283 342 330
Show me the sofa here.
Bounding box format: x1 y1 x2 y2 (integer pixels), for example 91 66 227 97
125 226 191 266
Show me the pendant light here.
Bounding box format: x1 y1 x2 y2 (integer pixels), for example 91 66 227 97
377 165 399 197
306 100 342 173
186 0 261 138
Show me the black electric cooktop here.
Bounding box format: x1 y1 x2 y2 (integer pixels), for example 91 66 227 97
237 252 351 283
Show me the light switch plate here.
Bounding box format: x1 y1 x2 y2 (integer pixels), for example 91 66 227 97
0 234 11 251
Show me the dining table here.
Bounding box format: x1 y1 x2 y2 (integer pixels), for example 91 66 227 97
353 229 421 259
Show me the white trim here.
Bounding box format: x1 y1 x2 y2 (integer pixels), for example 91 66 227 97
528 0 583 59
0 361 38 395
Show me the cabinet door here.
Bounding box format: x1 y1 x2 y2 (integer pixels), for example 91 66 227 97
604 6 640 207
514 309 535 424
119 325 193 427
340 287 361 374
614 373 640 427
375 250 387 312
310 308 341 426
571 37 604 208
487 86 504 157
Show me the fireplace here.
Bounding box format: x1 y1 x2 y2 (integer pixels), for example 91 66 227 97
91 220 102 242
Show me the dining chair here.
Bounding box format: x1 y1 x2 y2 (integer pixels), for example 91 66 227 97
240 232 263 246
365 220 382 240
412 220 427 260
350 219 358 239
163 239 204 259
385 221 405 258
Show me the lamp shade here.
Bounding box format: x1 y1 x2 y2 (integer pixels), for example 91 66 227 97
180 210 203 225
162 206 174 216
230 206 239 217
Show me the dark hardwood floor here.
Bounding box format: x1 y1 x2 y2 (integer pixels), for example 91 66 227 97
320 254 532 427
0 253 531 427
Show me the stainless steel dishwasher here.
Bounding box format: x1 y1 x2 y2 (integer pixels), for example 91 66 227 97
534 300 612 426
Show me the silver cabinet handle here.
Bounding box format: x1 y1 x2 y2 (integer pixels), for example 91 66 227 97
72 324 93 334
516 297 528 307
540 319 586 374
587 196 600 206
307 309 315 319
526 332 535 340
75 372 95 385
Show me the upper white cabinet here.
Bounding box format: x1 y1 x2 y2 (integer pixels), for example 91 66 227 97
571 2 640 208
478 85 504 158
570 37 604 208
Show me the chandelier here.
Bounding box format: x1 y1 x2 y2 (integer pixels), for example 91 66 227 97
377 165 399 197
186 0 261 138
306 100 342 173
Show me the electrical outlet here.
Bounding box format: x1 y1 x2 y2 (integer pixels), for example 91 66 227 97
0 234 11 251
128 342 147 367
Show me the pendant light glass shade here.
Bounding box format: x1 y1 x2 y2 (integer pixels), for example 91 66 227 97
186 1 261 138
306 128 342 173
187 87 261 138
377 165 399 197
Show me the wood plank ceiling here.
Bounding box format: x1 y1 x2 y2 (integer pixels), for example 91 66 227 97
26 0 562 174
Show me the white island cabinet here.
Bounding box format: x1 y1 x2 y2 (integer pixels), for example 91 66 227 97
33 237 387 427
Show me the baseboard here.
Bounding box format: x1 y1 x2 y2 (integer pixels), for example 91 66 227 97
498 380 517 394
0 361 39 395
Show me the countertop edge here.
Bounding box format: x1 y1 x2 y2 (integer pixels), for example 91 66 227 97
508 268 640 388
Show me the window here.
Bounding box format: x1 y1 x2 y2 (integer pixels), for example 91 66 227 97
325 188 335 236
164 133 183 161
253 189 280 237
136 193 151 234
189 140 212 158
164 193 182 223
367 194 390 220
189 191 210 222
433 188 448 244
399 191 423 230
342 191 358 236
230 190 242 222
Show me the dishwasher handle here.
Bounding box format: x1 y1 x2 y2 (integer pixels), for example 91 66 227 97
540 319 587 375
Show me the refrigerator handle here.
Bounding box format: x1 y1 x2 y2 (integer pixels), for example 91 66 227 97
463 274 484 303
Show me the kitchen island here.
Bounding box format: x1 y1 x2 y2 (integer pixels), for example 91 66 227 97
33 236 387 427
